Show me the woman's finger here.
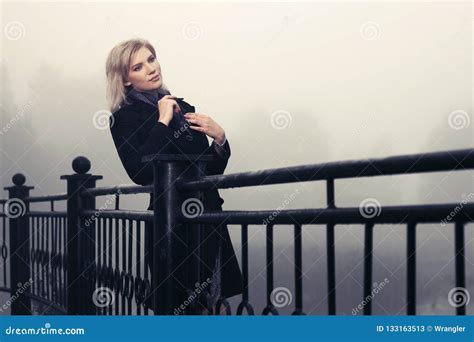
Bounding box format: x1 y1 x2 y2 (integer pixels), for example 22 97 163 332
184 113 201 122
189 125 206 133
189 112 208 118
167 100 181 113
185 117 198 124
185 112 204 117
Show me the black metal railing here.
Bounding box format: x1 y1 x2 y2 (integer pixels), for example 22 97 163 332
0 149 472 315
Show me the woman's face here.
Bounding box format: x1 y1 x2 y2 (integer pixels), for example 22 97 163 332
124 47 162 91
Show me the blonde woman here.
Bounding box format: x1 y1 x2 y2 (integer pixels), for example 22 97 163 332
105 38 242 314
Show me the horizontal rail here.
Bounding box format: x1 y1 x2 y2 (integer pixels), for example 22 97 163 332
181 203 474 225
81 184 152 197
0 286 11 293
24 193 68 203
81 209 153 222
27 211 67 218
142 153 216 163
176 149 474 191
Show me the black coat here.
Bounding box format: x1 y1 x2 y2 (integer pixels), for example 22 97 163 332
109 97 243 303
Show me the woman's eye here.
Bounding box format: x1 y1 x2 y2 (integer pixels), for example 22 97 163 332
133 66 142 71
149 56 156 62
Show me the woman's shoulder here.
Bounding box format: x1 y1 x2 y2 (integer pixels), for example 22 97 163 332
111 100 143 122
109 102 143 132
112 100 140 116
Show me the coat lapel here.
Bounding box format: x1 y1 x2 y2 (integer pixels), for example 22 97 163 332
132 98 196 122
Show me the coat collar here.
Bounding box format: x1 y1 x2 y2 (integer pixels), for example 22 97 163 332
120 96 195 119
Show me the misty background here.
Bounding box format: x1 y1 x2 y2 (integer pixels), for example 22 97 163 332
1 1 473 315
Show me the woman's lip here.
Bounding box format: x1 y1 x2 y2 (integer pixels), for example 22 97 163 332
150 74 160 82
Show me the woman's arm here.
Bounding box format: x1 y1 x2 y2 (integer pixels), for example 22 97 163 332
184 112 231 176
109 109 177 185
206 138 231 175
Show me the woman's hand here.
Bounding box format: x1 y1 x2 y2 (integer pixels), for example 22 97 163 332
157 95 181 126
184 113 226 144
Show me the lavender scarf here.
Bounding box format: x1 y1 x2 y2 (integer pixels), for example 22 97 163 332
124 87 191 136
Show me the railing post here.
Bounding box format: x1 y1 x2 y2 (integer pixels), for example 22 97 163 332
454 221 466 315
60 156 102 315
406 222 417 315
152 159 181 315
143 154 214 315
4 173 33 315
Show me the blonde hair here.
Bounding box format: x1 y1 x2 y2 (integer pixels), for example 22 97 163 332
105 38 171 113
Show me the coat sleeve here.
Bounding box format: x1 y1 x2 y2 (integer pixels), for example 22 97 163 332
179 99 232 176
205 139 231 176
109 108 177 186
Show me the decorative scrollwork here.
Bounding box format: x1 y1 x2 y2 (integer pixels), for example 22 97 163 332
236 300 255 315
30 248 36 262
2 245 8 259
124 273 134 300
215 296 232 315
262 304 279 315
135 276 146 304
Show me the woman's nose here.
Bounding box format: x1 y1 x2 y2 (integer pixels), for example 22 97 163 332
145 64 155 74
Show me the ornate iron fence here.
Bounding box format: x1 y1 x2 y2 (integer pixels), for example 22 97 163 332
0 149 472 315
